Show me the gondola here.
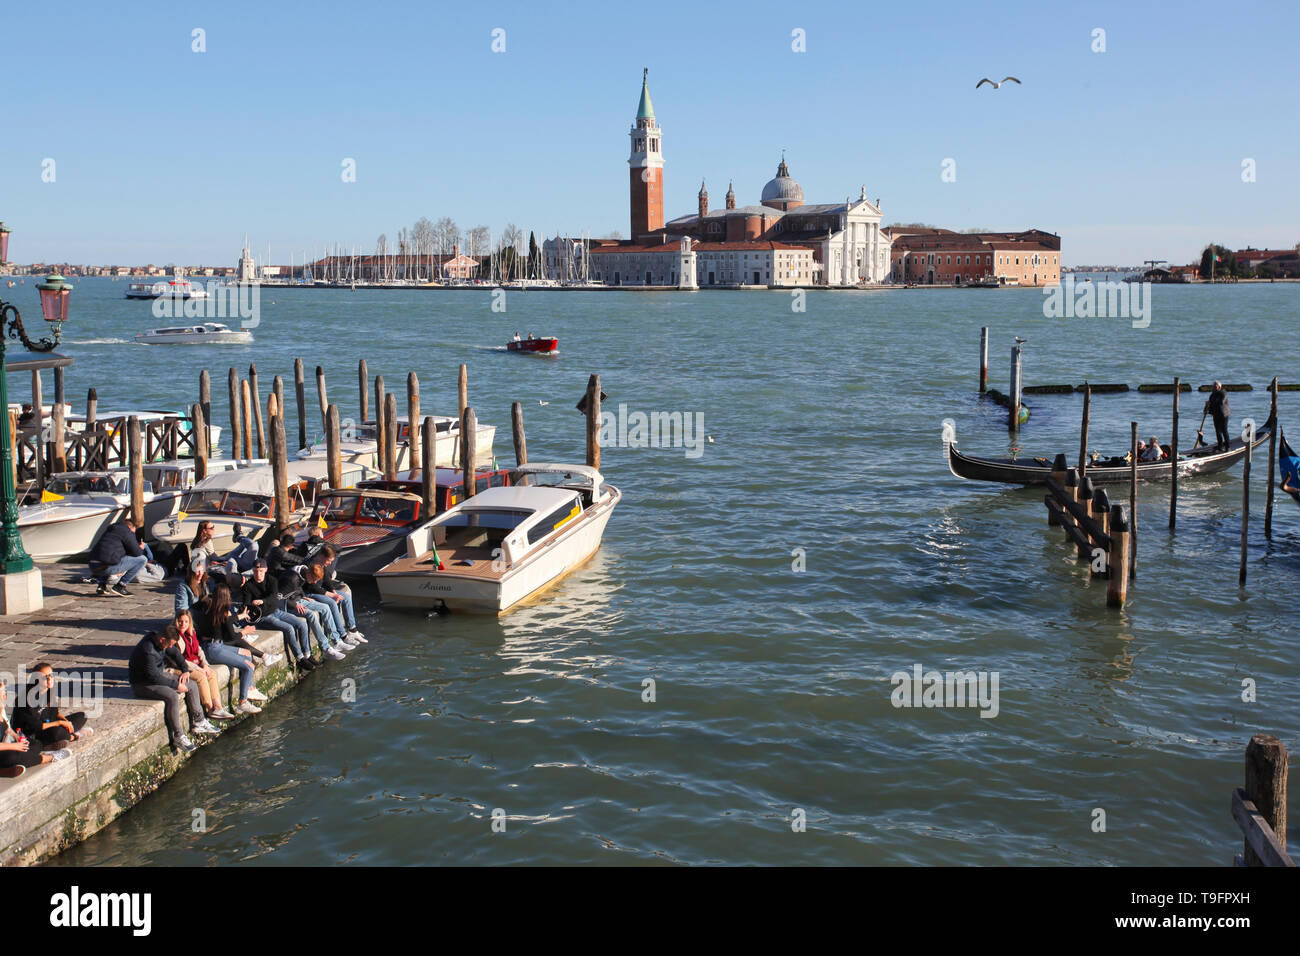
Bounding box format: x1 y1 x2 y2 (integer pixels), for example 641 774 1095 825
946 413 1275 485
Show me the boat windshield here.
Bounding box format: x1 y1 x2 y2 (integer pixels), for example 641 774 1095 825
359 496 418 524
47 475 120 495
180 491 272 516
318 494 358 521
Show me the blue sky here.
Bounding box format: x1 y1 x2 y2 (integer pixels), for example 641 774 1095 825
2 0 1296 266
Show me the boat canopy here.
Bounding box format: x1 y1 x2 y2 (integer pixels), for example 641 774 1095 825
189 460 374 497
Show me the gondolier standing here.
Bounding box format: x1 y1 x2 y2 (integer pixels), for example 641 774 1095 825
1204 381 1231 451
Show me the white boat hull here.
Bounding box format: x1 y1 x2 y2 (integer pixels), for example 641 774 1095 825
377 485 618 613
137 331 251 345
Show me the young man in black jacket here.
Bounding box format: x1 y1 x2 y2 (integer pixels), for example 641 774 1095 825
129 626 218 753
89 517 148 596
242 560 314 670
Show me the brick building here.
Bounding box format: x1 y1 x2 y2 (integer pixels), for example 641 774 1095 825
888 228 1061 286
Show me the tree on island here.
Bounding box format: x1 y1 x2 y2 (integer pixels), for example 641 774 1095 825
1198 244 1242 279
527 231 538 278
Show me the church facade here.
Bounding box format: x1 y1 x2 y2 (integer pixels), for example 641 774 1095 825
554 72 892 288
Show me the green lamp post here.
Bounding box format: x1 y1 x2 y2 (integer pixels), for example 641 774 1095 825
0 229 71 575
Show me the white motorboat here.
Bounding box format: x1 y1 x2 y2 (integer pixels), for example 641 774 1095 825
125 278 209 300
375 463 620 614
136 322 252 345
151 458 376 549
297 414 496 470
17 472 154 561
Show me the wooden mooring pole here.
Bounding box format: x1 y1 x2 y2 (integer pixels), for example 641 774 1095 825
1265 377 1278 540
191 403 208 480
585 373 602 469
1078 384 1092 476
978 326 988 393
315 365 328 432
420 417 436 518
272 375 284 444
1129 421 1138 581
456 364 468 467
373 374 385 465
85 387 97 428
384 392 398 482
227 368 242 462
358 358 369 424
50 399 66 475
1106 505 1130 607
325 404 342 491
249 363 266 459
127 416 144 529
511 401 527 467
461 407 478 496
407 372 420 470
1241 734 1289 867
294 358 307 452
1240 433 1252 587
1008 345 1022 431
1169 376 1180 530
270 399 291 529
199 370 211 455
239 378 253 461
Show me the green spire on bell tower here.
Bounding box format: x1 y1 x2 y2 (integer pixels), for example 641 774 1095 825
636 67 655 123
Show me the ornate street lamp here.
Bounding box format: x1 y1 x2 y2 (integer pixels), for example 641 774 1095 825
0 228 72 576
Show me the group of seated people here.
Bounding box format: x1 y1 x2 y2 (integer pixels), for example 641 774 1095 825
1137 436 1168 462
121 522 368 755
0 664 94 779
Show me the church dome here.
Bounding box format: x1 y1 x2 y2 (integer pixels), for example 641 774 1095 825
761 157 804 208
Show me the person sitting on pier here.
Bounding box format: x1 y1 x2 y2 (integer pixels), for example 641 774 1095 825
12 663 94 748
1139 435 1165 461
241 559 316 671
190 521 260 576
304 561 365 645
278 563 352 659
174 609 235 721
1204 381 1232 451
0 681 69 777
175 566 211 614
129 625 218 755
194 586 266 714
89 516 148 597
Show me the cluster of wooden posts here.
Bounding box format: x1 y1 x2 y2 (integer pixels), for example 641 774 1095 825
1232 734 1292 867
184 358 605 527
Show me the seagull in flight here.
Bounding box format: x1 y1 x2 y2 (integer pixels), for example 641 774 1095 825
976 76 1021 89
538 400 549 406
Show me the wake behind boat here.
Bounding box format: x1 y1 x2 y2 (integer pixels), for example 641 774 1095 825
946 413 1274 485
136 322 252 345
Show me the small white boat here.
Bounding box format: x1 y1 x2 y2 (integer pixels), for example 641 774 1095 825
17 472 154 561
375 463 620 614
136 322 252 345
125 278 209 300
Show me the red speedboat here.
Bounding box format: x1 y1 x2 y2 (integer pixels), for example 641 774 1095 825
507 336 558 356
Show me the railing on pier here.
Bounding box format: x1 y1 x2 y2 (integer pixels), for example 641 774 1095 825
12 415 198 483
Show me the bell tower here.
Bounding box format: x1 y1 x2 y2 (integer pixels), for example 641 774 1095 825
628 68 664 239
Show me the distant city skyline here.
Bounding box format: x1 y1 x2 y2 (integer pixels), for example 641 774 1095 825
2 0 1297 267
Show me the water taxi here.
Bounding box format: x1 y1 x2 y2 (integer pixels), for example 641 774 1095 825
375 463 619 614
136 322 252 345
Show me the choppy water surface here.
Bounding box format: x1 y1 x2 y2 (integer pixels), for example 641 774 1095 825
40 278 1300 865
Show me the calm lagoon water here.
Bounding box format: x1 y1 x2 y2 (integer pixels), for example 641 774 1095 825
37 277 1300 865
